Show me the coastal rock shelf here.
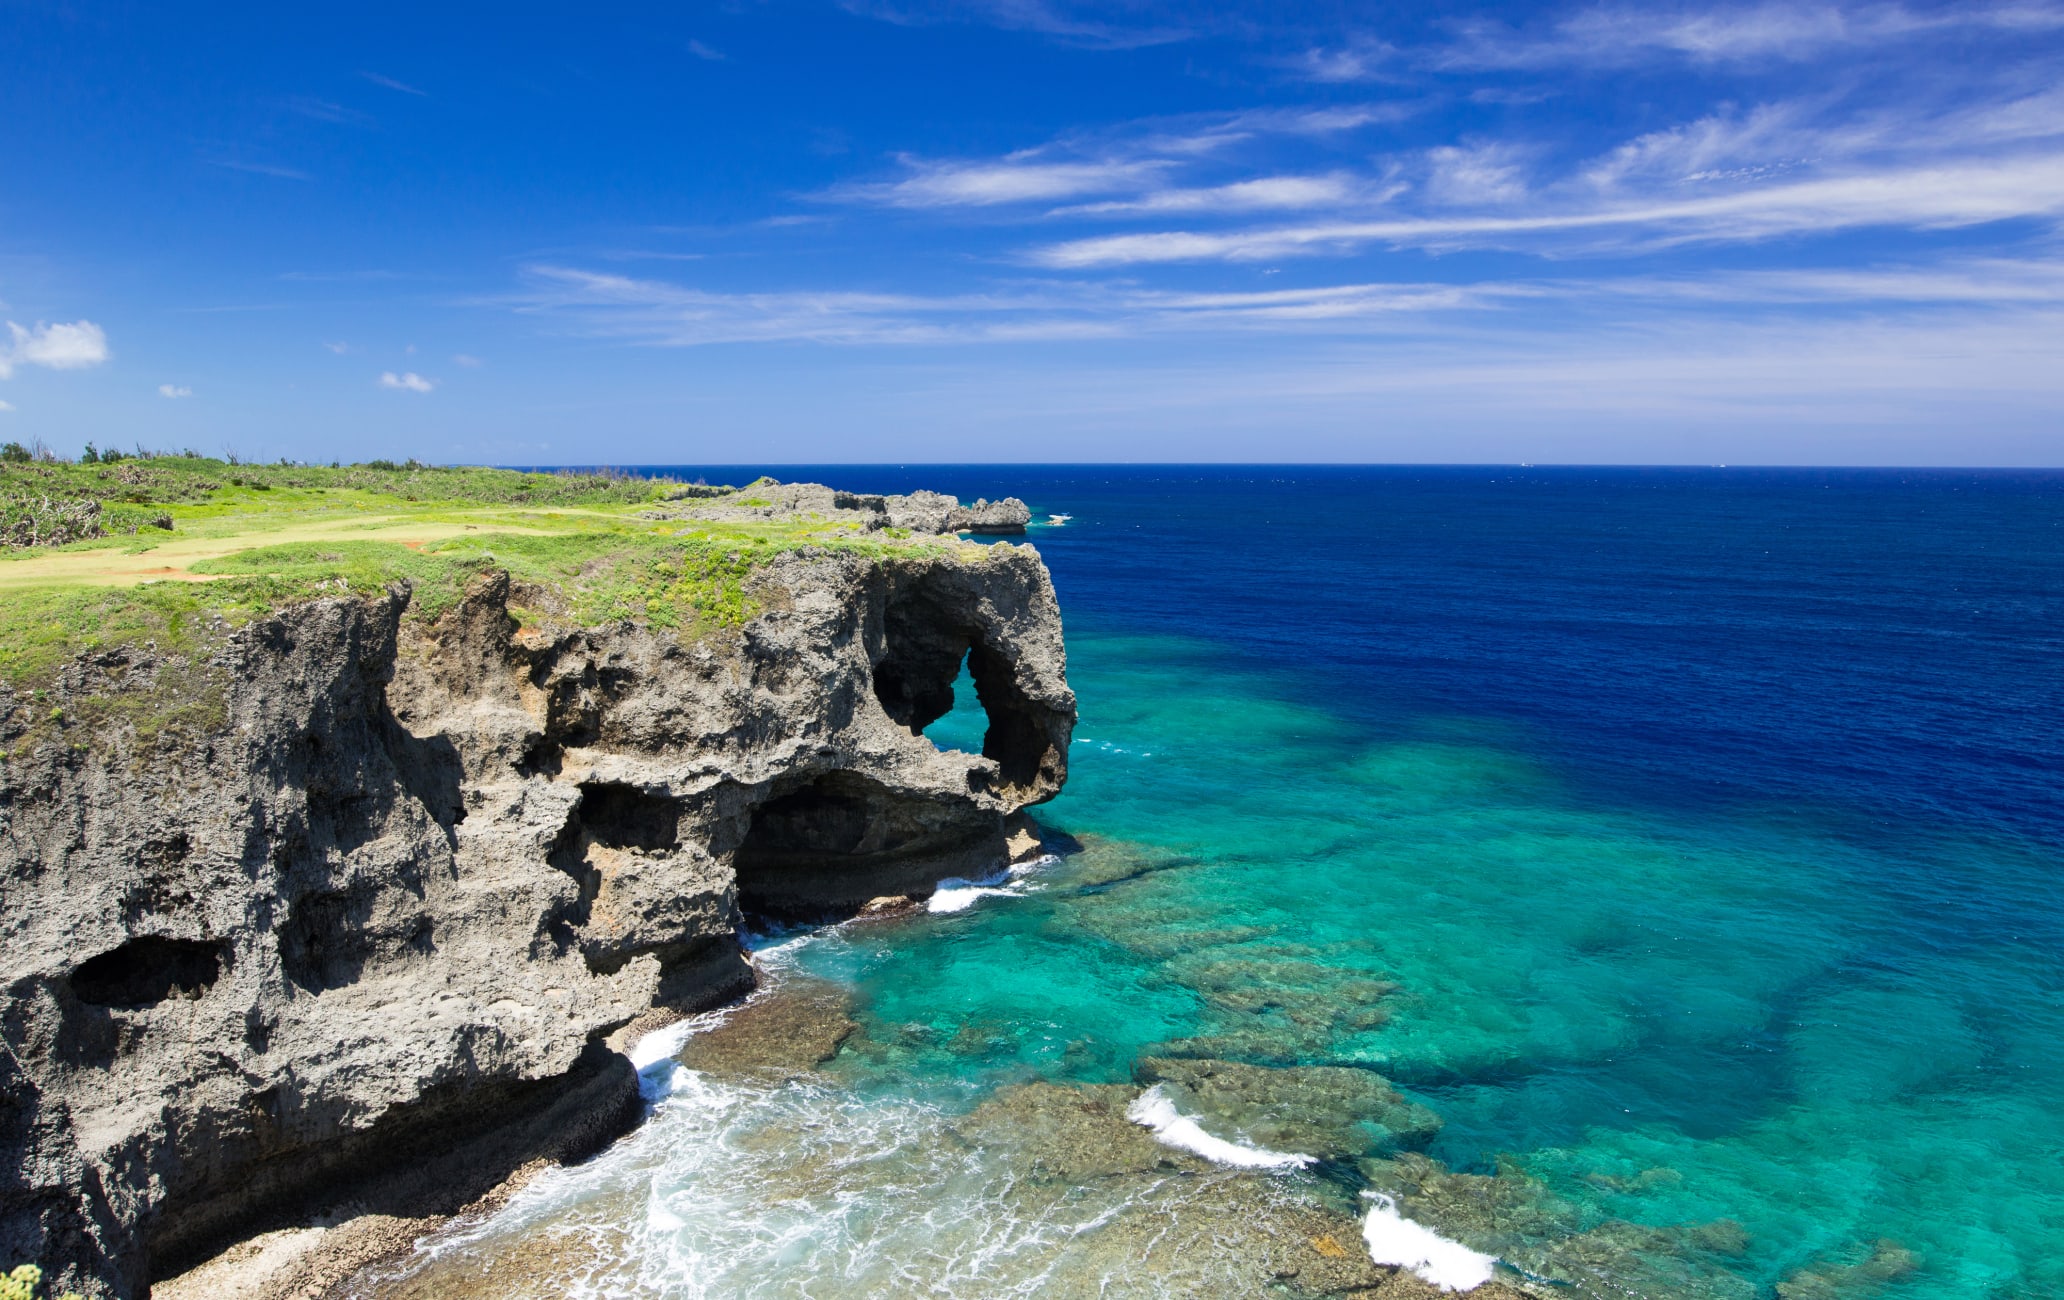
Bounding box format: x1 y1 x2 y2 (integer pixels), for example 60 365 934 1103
644 479 1035 536
0 488 1073 1298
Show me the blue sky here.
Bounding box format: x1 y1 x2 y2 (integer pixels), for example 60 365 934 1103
3 0 2062 464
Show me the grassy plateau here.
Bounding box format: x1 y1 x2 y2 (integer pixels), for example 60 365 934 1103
0 455 959 701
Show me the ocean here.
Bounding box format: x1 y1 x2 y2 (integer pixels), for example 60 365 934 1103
365 467 2064 1299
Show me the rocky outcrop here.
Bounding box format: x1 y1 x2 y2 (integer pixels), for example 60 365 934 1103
645 480 1033 536
1135 1058 1442 1159
0 531 1073 1297
947 498 1031 535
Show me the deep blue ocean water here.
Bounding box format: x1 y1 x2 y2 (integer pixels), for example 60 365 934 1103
400 467 2064 1299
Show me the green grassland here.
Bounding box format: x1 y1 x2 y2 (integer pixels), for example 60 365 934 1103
0 456 961 697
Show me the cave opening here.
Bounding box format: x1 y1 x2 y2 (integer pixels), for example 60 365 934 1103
731 769 1000 917
575 782 681 853
71 936 223 1009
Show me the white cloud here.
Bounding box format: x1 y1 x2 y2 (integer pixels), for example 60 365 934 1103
1425 143 1531 206
1029 152 2064 265
452 353 483 367
360 71 426 96
1295 37 1398 83
203 159 311 180
1440 2 2064 69
0 400 13 412
827 106 1420 213
323 341 352 354
505 263 1531 347
839 153 1167 207
158 384 194 398
835 0 1193 50
285 97 372 126
0 320 111 379
1056 173 1374 217
379 371 435 392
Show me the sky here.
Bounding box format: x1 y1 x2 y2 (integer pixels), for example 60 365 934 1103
2 0 2063 465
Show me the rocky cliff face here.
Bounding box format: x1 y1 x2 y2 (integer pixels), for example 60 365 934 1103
0 538 1073 1298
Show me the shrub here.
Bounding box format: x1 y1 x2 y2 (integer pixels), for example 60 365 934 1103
0 1263 83 1300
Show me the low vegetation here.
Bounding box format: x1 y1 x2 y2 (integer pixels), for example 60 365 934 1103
0 455 957 702
0 1264 80 1300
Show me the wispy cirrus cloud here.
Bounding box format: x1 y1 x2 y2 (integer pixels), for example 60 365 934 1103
1294 36 1399 83
505 263 1521 347
1030 152 2064 265
158 383 193 398
204 158 311 180
1434 1 2064 70
359 70 426 96
834 153 1170 207
1054 173 1380 217
834 0 1198 49
284 96 372 126
827 105 1420 215
502 252 2064 350
379 370 434 392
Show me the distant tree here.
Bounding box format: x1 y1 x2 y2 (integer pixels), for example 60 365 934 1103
0 442 29 463
79 443 98 464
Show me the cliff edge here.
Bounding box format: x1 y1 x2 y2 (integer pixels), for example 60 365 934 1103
0 481 1072 1298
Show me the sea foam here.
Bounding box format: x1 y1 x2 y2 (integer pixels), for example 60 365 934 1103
1125 1085 1316 1169
927 853 1058 914
1360 1192 1496 1292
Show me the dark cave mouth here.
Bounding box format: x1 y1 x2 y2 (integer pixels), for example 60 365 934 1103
71 936 224 1009
731 769 1002 918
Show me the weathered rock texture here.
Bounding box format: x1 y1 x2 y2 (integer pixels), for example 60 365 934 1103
0 529 1073 1297
647 480 1033 535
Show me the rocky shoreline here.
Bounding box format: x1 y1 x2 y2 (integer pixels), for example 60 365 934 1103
0 487 1072 1298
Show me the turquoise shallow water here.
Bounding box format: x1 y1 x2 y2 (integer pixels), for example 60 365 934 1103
374 468 2064 1299
823 632 2063 1296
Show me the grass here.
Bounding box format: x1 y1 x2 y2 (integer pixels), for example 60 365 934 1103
0 457 974 709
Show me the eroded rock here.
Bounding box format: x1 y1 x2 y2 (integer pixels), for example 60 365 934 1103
0 512 1074 1297
674 980 859 1077
954 1082 1186 1181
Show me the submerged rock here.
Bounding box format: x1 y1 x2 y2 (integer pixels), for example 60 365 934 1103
1358 1153 1760 1300
1136 1057 1442 1159
1776 1239 1920 1299
954 1081 1186 1181
674 980 859 1077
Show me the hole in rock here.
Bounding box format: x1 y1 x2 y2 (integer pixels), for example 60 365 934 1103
71 936 222 1008
922 654 987 756
872 578 1063 802
278 889 377 993
576 782 680 852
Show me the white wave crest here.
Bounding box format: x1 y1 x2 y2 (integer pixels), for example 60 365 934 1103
1125 1085 1316 1170
1360 1192 1496 1292
927 882 1020 913
927 853 1058 914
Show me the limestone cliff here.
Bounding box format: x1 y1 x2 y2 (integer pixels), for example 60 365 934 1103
0 533 1073 1297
